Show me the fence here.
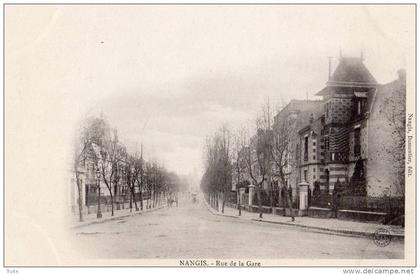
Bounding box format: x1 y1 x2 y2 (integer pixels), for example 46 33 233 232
86 191 152 206
310 192 332 208
309 190 404 226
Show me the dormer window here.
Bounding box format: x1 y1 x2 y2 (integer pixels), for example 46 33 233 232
354 97 367 117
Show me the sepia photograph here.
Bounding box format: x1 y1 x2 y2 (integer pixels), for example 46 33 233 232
3 3 416 269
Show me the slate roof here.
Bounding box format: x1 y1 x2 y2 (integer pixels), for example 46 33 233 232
316 57 377 95
273 99 324 131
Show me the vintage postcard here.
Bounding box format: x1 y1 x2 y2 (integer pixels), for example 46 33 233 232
3 3 416 268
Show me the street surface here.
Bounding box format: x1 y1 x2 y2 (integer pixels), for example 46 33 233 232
71 200 404 259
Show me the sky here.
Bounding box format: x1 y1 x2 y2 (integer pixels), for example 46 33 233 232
6 5 415 181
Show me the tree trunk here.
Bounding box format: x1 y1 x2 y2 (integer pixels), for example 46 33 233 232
110 193 114 216
278 187 282 209
221 191 226 213
133 190 139 211
257 187 263 219
129 191 133 212
76 177 84 222
237 190 241 216
270 183 274 209
139 190 143 210
213 193 216 209
130 186 139 211
286 186 295 222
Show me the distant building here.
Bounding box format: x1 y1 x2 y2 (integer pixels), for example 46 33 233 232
272 99 323 202
69 142 131 213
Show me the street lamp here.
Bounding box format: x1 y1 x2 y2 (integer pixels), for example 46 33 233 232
96 167 102 219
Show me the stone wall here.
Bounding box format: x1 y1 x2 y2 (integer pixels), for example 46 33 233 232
325 94 354 125
366 78 405 197
348 121 368 161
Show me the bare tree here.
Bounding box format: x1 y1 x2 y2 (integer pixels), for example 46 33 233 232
271 115 296 221
73 137 89 222
218 126 232 214
243 129 271 219
200 126 233 213
124 153 140 212
243 100 274 219
73 116 110 222
232 127 247 216
98 129 123 216
135 144 145 211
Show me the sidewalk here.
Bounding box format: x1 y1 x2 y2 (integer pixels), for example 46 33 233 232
70 203 166 229
204 200 404 240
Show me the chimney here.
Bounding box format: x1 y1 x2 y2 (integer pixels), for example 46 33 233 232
309 113 314 124
397 69 406 83
328 56 332 80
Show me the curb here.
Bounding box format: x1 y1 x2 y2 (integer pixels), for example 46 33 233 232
251 218 404 240
203 199 239 219
71 206 166 229
203 201 404 240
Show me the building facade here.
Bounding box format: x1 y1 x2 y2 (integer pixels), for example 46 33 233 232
272 99 323 202
297 56 405 198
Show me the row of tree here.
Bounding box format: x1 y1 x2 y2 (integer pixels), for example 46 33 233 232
73 116 186 222
201 102 296 221
201 74 406 221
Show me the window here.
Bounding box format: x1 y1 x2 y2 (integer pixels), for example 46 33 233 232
304 170 307 181
313 168 316 172
325 136 329 151
304 136 308 161
354 128 361 157
326 103 329 117
313 141 316 146
313 175 316 179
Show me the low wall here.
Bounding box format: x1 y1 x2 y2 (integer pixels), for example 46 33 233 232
308 207 388 223
274 207 285 216
285 208 300 217
249 205 272 214
230 204 390 224
308 207 333 219
337 209 387 224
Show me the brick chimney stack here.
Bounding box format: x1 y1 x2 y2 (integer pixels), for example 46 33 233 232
397 69 406 83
